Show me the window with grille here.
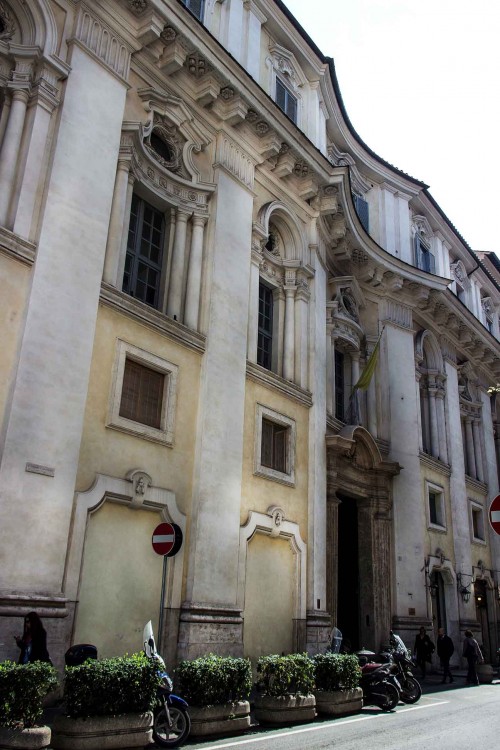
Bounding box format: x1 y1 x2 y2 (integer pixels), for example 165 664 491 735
261 418 287 473
275 78 298 123
107 340 178 446
123 194 165 308
254 404 296 486
119 359 164 429
257 282 273 370
182 0 204 20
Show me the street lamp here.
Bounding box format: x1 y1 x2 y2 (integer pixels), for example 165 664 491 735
457 572 474 604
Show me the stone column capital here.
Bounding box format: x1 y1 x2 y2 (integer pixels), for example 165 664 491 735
192 214 208 228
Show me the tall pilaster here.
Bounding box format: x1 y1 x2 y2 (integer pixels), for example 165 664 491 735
103 159 132 285
283 283 296 381
167 208 190 321
0 88 30 226
184 215 207 330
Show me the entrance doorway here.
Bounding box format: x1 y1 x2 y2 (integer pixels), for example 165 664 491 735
474 580 491 661
337 495 360 651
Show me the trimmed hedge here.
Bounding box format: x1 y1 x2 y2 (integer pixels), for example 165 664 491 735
0 661 58 728
175 654 252 707
257 653 315 697
312 653 361 692
64 653 160 718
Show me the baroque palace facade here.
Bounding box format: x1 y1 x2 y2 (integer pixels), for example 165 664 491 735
1 0 500 671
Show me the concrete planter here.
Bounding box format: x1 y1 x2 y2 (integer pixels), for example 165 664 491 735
50 712 152 750
0 726 51 750
314 687 363 717
189 701 251 737
254 694 316 725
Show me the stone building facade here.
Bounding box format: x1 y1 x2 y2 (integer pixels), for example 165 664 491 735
1 0 500 670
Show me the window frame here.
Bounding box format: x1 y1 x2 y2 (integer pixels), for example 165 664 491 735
470 500 486 544
254 404 296 486
107 340 178 446
414 233 436 274
426 482 446 531
275 77 298 124
122 193 166 310
257 280 274 370
182 0 205 21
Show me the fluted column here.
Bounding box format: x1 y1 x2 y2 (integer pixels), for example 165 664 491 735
0 94 12 153
103 160 132 285
326 489 341 627
184 215 207 330
294 286 309 389
465 416 476 478
167 208 190 321
351 351 360 387
0 88 29 226
428 380 439 458
283 285 296 381
247 244 262 362
472 419 484 482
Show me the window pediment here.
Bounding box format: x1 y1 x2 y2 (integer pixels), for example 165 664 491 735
267 42 307 91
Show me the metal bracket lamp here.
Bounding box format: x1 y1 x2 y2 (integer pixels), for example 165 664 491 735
457 572 474 604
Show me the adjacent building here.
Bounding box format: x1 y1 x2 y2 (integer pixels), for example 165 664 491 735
1 0 499 671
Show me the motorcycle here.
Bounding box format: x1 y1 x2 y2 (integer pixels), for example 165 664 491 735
377 633 422 704
143 622 191 748
356 653 400 711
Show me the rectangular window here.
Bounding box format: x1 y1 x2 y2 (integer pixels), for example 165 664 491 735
471 504 485 541
183 0 205 21
275 78 298 123
353 194 370 233
257 282 273 370
427 486 445 529
119 359 164 429
123 194 165 309
414 234 436 274
261 418 287 473
335 350 345 421
254 404 296 486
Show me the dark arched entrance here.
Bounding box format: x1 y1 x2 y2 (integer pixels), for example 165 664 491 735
326 426 400 652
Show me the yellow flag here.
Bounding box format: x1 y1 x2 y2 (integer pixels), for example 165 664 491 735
353 328 384 392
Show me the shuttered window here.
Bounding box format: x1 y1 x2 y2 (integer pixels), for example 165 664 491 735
119 359 164 429
275 79 298 124
261 418 287 473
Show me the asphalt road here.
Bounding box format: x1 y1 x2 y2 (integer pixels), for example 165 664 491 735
183 679 500 750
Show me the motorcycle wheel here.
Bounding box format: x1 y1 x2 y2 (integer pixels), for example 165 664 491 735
400 676 422 704
153 705 191 748
373 682 399 711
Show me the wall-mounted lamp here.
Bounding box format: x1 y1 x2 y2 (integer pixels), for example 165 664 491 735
457 572 474 604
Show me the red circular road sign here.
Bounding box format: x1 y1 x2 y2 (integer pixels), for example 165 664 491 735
489 494 500 536
152 522 176 556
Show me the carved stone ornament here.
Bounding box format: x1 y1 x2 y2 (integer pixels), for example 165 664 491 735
126 468 153 507
187 52 209 78
450 259 468 286
267 505 286 536
482 296 494 316
161 26 177 43
127 0 148 15
293 161 309 178
0 1 15 40
340 290 359 322
220 86 234 101
144 115 187 178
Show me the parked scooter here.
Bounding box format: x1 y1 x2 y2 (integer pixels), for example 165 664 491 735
143 622 191 748
356 653 400 711
377 633 422 704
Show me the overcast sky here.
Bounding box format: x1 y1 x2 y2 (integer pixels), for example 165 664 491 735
284 0 500 253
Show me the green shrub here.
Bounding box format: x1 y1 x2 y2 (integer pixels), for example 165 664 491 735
0 661 58 728
64 653 160 718
256 653 315 697
312 653 361 692
175 654 252 707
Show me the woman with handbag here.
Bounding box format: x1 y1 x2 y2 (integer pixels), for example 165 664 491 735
462 629 483 686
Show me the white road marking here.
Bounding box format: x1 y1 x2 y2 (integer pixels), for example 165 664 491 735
192 700 450 749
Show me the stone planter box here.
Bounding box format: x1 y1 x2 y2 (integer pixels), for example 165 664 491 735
314 688 363 717
254 694 316 725
0 726 51 750
50 712 152 750
189 701 251 737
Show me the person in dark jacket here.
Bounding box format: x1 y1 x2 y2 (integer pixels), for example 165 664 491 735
413 626 435 678
437 627 454 683
15 612 51 664
462 629 482 686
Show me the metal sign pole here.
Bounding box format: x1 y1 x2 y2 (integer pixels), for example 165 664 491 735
157 555 168 655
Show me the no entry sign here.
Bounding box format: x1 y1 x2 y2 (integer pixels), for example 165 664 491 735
489 495 500 536
152 522 183 556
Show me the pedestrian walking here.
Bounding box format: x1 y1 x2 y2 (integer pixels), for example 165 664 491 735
462 629 483 686
15 612 51 664
437 627 454 683
413 626 435 679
